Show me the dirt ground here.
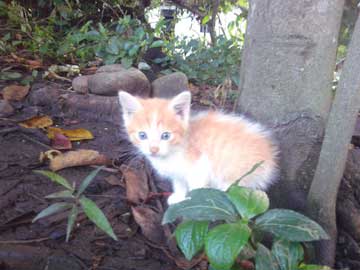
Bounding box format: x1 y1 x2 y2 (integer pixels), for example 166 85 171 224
1 79 360 270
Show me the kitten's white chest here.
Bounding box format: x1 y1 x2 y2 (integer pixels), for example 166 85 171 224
148 152 188 180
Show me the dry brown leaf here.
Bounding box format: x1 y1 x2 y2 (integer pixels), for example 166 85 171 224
19 115 53 129
10 53 43 70
39 150 62 163
104 175 123 186
51 133 72 150
131 206 165 244
120 164 149 204
46 149 110 171
2 84 30 101
47 127 94 141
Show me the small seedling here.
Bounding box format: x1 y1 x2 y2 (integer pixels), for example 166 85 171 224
163 163 331 270
33 166 117 242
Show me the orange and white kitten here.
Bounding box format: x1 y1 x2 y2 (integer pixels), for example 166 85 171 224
118 91 278 204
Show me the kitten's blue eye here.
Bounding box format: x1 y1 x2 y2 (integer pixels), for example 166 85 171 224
161 132 171 140
138 131 147 140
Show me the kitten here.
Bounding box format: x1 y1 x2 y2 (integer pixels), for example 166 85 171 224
118 91 278 204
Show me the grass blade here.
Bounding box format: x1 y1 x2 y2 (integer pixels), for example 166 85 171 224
66 205 79 242
79 196 117 240
34 170 74 191
32 202 72 222
76 166 103 197
45 190 74 199
229 161 264 188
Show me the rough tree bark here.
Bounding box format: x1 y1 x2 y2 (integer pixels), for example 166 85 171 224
306 14 360 266
236 0 344 264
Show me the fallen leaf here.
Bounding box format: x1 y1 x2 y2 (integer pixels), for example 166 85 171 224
45 149 111 171
51 133 72 150
19 115 53 129
40 150 62 163
131 206 165 244
10 53 43 70
2 84 30 101
120 164 149 204
47 127 94 141
104 175 123 186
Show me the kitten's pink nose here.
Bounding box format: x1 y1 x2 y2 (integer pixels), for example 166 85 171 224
150 146 159 154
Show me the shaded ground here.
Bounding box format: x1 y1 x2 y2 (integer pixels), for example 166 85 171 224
1 79 360 270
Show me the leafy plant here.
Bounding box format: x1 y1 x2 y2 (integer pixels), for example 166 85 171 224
32 166 117 242
162 165 330 270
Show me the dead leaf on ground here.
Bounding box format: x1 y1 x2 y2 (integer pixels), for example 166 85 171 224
104 175 123 186
2 84 30 101
47 127 94 141
120 164 149 204
51 133 72 150
131 206 165 244
40 149 111 171
10 53 43 70
19 115 53 129
40 150 62 163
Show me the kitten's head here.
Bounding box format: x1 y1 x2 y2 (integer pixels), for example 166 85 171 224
118 91 191 158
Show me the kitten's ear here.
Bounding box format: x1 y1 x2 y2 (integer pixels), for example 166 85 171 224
118 91 142 125
169 91 191 123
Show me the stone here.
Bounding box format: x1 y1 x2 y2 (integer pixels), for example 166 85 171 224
151 72 188 98
0 100 14 117
88 68 151 97
72 75 90 94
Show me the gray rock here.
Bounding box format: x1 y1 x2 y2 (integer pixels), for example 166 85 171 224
88 68 151 97
72 75 90 94
0 100 14 117
97 64 126 73
151 72 188 98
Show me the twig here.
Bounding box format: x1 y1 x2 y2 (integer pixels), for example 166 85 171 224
21 133 52 150
0 237 50 244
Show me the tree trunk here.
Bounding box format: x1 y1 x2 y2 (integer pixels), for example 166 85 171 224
236 0 344 263
306 14 360 266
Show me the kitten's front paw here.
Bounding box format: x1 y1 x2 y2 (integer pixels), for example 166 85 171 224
167 193 186 205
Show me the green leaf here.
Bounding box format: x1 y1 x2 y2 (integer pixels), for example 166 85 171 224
76 166 103 197
298 263 332 270
230 161 264 187
150 40 164 48
175 220 209 260
34 170 74 191
255 244 279 270
45 190 74 199
128 44 140 57
32 202 72 222
255 209 329 242
205 222 251 270
121 57 133 69
79 196 117 241
0 71 22 80
272 239 303 270
162 188 238 224
66 205 78 242
226 186 269 220
201 15 210 25
106 37 119 55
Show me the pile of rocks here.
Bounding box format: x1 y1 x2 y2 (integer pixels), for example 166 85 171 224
72 64 189 98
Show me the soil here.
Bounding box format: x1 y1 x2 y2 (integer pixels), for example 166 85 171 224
1 76 360 270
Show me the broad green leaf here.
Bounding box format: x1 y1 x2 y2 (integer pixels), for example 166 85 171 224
205 222 251 270
128 44 140 57
76 166 103 197
66 205 78 242
0 71 22 80
298 263 332 270
32 202 72 222
34 170 74 191
255 244 279 270
226 186 269 220
106 37 119 55
162 188 238 224
175 220 209 260
121 57 133 69
150 40 164 48
230 161 264 187
45 190 74 199
255 209 329 242
272 240 303 270
79 196 117 240
201 15 210 25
